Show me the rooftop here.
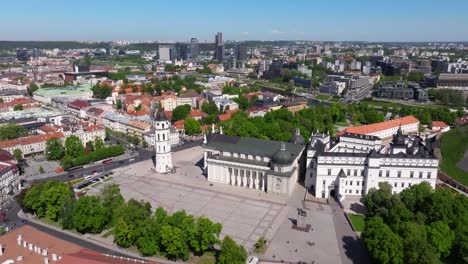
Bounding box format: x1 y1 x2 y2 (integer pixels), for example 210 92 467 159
33 84 93 97
0 132 64 149
338 115 419 136
438 73 468 81
204 134 304 161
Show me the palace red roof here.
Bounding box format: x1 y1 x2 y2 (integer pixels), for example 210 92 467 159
338 116 419 136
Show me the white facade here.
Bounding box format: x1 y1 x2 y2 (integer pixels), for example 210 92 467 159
305 132 438 201
0 162 20 205
154 117 173 173
203 134 305 196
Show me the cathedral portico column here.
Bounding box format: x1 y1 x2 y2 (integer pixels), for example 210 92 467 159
255 173 260 190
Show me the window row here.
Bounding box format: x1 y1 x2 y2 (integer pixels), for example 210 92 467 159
378 170 432 179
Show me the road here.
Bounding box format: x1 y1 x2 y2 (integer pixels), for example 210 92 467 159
329 198 371 264
1 137 203 259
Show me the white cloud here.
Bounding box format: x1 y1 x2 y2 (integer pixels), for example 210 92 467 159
240 31 249 35
270 29 284 35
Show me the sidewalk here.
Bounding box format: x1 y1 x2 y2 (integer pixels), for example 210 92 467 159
17 210 176 264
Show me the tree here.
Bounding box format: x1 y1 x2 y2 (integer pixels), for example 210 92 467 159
65 135 84 158
60 155 74 170
116 99 123 110
160 225 190 260
400 182 432 212
13 105 23 111
218 236 248 264
172 104 191 121
202 102 218 115
114 218 135 248
99 184 125 227
27 83 39 96
72 196 107 234
427 221 455 258
45 137 64 160
0 124 29 140
398 221 437 264
85 141 94 153
13 149 23 161
135 218 161 256
184 117 201 135
94 137 104 150
190 217 222 255
91 84 113 99
0 98 3 103
362 217 404 264
233 95 250 110
38 166 44 174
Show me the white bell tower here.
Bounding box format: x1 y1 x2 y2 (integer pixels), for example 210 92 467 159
154 111 172 173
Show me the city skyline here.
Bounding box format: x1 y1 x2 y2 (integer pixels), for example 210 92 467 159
2 0 468 42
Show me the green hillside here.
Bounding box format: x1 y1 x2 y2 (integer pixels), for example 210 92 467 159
440 125 468 185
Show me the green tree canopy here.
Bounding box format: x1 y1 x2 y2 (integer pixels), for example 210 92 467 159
218 236 248 264
45 137 64 160
64 135 84 158
184 117 201 135
72 196 107 234
13 149 23 161
172 104 191 121
99 183 125 227
91 84 113 99
0 124 28 140
427 221 455 258
201 102 218 115
114 218 135 248
362 217 404 264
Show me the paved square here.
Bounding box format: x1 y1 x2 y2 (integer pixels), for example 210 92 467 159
87 147 285 251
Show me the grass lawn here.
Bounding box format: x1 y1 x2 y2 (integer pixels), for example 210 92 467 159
102 229 113 238
103 176 113 182
190 251 216 264
316 94 331 101
349 214 366 232
330 97 341 103
39 216 62 228
335 121 349 127
440 125 468 186
70 178 85 185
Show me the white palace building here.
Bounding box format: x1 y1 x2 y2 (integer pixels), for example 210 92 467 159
305 127 438 201
202 129 306 196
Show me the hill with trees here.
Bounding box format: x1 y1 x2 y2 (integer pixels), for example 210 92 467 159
362 182 467 264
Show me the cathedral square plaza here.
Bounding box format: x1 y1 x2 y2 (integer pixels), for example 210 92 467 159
86 146 343 263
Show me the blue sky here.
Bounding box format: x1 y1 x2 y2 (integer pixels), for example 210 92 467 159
2 0 468 42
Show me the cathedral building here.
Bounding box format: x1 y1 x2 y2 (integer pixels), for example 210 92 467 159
305 127 438 200
202 128 306 196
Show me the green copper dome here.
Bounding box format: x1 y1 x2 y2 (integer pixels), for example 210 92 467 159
272 143 293 165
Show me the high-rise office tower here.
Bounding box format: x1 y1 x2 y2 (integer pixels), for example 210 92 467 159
159 46 175 61
175 43 189 60
214 32 224 62
189 38 200 58
234 43 247 61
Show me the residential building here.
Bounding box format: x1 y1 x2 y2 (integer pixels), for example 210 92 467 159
281 99 307 113
213 98 238 111
177 90 200 108
338 116 420 139
202 130 306 196
0 152 19 204
0 132 64 157
305 130 438 200
429 121 450 132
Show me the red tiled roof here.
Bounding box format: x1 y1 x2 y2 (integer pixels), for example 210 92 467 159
173 120 185 130
0 132 64 149
0 98 36 109
189 109 208 118
0 225 84 264
218 113 232 122
338 116 420 136
431 121 448 128
68 99 91 110
39 124 59 133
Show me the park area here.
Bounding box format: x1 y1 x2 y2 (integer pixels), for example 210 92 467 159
440 125 468 185
348 214 366 232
